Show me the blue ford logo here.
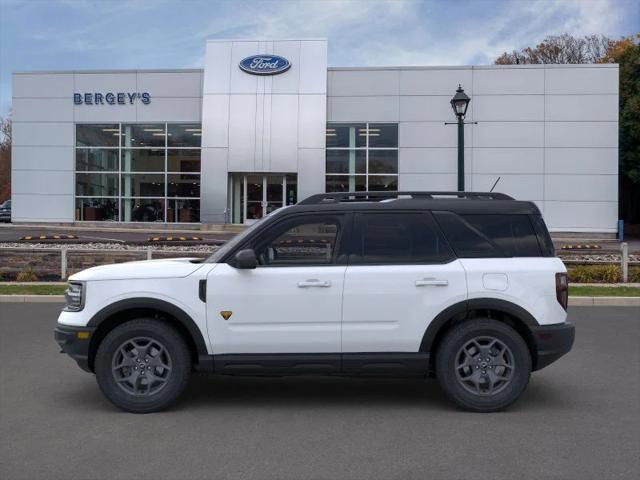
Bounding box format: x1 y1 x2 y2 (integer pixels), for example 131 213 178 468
239 55 291 75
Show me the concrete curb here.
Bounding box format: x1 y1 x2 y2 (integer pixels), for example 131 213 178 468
569 296 640 307
1 295 639 306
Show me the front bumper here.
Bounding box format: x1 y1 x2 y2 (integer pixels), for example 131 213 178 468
54 324 96 373
530 321 575 371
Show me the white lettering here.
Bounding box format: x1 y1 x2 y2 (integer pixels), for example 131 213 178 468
249 57 280 70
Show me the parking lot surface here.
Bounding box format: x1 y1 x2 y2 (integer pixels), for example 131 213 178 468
1 303 639 480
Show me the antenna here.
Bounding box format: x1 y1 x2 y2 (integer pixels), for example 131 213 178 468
489 176 501 193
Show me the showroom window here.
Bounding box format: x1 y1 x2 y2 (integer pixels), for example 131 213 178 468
325 123 398 192
74 123 201 222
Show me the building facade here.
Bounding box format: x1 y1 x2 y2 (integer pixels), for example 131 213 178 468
11 39 619 232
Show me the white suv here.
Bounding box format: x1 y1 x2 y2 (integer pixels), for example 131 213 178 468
55 191 574 413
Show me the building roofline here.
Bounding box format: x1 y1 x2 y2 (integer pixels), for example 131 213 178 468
328 63 618 71
206 38 327 42
13 62 618 76
13 68 204 75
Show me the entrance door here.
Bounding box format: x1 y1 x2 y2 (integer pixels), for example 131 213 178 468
229 174 297 224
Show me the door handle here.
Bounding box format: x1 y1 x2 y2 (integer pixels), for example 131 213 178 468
415 278 448 287
297 279 332 288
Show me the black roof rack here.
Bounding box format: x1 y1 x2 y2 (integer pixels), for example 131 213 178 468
298 191 514 205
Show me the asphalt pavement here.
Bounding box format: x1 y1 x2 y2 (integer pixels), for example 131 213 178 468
1 303 639 480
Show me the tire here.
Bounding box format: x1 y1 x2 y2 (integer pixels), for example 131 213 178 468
95 319 192 413
435 318 531 412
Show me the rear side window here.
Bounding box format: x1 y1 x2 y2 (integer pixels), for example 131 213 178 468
531 214 555 257
351 212 454 264
433 211 501 258
462 214 540 257
433 211 541 258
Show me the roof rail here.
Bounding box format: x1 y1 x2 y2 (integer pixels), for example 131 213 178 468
298 191 514 205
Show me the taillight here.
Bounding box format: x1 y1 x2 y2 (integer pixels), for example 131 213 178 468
555 272 568 310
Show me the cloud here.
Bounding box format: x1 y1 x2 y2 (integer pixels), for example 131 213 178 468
0 0 636 115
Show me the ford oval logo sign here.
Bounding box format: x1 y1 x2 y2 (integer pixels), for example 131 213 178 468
239 55 291 75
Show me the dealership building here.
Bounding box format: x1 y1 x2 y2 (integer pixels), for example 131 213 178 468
11 39 619 232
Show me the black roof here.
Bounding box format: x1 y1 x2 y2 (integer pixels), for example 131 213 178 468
288 191 540 215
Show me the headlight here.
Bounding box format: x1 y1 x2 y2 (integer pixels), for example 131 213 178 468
64 282 85 312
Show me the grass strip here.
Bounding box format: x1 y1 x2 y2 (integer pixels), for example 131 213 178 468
0 284 67 295
569 285 640 297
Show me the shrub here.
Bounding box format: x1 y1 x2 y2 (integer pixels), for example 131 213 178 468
629 266 640 283
16 267 39 282
567 264 621 283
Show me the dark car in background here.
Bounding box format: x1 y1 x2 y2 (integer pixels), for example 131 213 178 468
0 199 10 222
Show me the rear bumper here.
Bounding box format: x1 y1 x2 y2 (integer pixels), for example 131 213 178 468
54 324 95 373
530 321 575 371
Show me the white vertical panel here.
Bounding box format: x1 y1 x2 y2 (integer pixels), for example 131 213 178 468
269 95 299 172
299 41 328 94
228 95 257 171
201 95 229 147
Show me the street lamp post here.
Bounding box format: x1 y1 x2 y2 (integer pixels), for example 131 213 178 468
448 85 471 191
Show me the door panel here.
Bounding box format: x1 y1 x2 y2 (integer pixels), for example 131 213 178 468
206 264 345 354
341 262 467 352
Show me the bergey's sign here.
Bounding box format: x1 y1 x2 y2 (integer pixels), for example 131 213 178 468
239 55 291 75
74 92 151 105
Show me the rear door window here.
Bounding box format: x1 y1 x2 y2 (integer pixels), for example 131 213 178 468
350 212 454 264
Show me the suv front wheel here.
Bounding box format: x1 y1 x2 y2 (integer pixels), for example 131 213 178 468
436 318 531 412
95 319 192 413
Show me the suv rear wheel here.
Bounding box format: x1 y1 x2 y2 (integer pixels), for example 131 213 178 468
436 318 531 412
95 319 191 413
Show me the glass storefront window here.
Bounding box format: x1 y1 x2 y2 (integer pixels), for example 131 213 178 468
121 124 166 147
368 176 398 191
368 150 398 174
121 198 165 222
121 174 165 197
167 199 199 223
168 124 202 147
326 122 398 192
167 150 200 172
76 173 118 196
76 124 120 147
121 149 165 172
326 150 366 174
326 123 366 148
75 123 201 222
326 175 366 192
167 174 200 197
75 148 118 171
368 124 398 148
75 198 118 221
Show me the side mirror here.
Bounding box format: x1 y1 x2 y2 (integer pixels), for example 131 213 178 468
234 249 258 269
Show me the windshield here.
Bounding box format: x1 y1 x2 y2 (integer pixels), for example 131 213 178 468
206 207 291 263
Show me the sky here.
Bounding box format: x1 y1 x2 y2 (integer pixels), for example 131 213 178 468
0 0 638 116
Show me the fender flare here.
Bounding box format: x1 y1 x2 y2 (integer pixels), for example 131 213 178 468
419 298 538 353
87 297 208 356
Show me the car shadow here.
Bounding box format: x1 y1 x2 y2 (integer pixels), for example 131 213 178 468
52 373 573 414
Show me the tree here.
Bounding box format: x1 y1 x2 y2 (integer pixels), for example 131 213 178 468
495 33 640 225
495 34 610 65
601 35 640 224
0 116 10 203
